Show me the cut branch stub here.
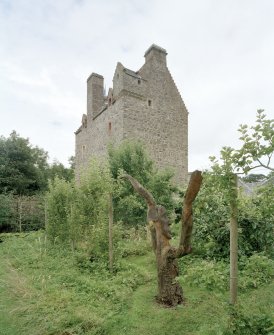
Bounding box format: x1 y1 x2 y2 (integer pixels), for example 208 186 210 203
177 170 203 257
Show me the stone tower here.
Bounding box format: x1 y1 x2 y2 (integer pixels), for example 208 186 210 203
75 44 188 184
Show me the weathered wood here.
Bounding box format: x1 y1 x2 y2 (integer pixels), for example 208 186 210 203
123 171 202 306
177 170 203 257
230 174 238 305
108 193 114 273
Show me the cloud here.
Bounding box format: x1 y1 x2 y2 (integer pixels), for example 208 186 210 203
1 0 274 170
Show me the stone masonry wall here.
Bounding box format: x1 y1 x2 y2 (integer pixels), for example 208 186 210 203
75 45 188 185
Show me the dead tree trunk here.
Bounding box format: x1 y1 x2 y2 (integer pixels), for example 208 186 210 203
123 171 202 306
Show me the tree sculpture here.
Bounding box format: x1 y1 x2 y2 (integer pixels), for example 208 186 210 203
123 170 202 306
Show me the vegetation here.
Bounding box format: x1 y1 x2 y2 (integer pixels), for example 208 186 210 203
193 173 274 260
0 231 273 335
1 117 273 333
0 131 74 233
108 141 177 226
0 131 49 195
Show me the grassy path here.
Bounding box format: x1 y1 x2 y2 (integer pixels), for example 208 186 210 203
0 232 273 335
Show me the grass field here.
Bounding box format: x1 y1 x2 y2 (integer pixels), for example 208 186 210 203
0 231 273 335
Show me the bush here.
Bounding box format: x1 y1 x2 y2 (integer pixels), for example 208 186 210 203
224 306 274 335
239 254 274 290
0 193 16 232
180 254 274 293
192 173 274 260
45 160 116 262
45 177 73 244
180 258 229 291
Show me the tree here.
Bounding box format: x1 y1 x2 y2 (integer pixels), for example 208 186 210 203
123 171 202 306
226 109 273 174
0 131 49 195
108 141 177 226
209 110 274 304
47 159 74 182
241 173 266 183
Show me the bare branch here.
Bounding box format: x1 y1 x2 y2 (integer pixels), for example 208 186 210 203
121 174 156 206
256 159 274 171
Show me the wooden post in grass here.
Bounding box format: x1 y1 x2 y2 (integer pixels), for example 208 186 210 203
108 193 114 273
230 174 238 305
18 196 23 232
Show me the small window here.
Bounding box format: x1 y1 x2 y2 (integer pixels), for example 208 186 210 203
138 79 141 85
108 122 112 134
148 100 152 106
117 74 119 79
81 145 86 159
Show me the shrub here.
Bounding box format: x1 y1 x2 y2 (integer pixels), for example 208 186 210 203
192 173 274 260
239 254 274 290
45 177 73 244
0 193 16 232
224 306 274 335
180 258 229 291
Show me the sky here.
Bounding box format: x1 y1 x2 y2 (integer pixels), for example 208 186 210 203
1 0 274 172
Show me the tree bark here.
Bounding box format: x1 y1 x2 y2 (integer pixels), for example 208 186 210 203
123 171 202 306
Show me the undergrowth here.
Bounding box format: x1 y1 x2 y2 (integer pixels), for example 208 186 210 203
1 231 273 335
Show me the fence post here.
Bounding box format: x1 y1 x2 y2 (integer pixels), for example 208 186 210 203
230 174 238 305
108 193 114 273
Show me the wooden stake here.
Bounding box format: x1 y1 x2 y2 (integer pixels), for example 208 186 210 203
108 193 114 273
230 174 238 305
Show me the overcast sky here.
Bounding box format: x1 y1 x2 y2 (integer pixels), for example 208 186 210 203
1 0 273 172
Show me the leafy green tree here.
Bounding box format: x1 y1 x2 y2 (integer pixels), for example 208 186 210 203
241 173 266 183
209 110 273 304
47 159 74 182
211 110 273 174
108 141 177 226
0 193 16 232
193 173 274 260
0 131 49 195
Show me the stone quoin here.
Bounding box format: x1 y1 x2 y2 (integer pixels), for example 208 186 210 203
75 44 188 184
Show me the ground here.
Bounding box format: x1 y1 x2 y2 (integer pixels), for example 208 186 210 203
0 231 273 335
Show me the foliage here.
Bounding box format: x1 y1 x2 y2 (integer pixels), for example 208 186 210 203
238 184 274 258
235 109 274 173
241 173 266 183
45 160 115 261
0 131 49 195
0 194 45 233
239 254 274 290
47 159 74 182
1 232 273 335
193 173 274 260
180 257 229 291
108 141 177 226
224 306 274 335
0 193 16 232
192 173 230 259
180 254 274 293
210 110 274 175
45 177 73 244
